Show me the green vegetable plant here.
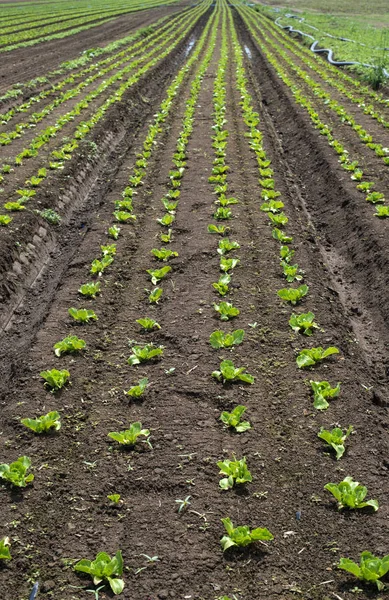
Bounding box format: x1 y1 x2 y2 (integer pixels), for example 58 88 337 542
339 551 389 591
213 274 231 296
69 308 98 323
101 244 116 256
40 368 70 391
114 211 136 223
0 215 13 226
289 312 318 336
217 239 240 254
74 550 124 594
310 380 341 410
281 261 303 283
277 285 308 305
128 344 163 365
208 224 230 235
90 256 113 276
148 287 163 304
210 330 244 349
0 537 11 560
160 229 173 243
21 411 61 434
214 301 240 321
157 213 175 227
79 282 101 298
280 245 295 263
217 456 252 490
325 477 378 511
375 205 389 218
220 518 273 552
297 346 339 369
146 266 171 285
136 318 161 331
220 257 240 272
212 360 254 384
151 248 178 261
272 228 292 244
220 405 251 432
0 456 34 487
108 422 150 447
107 494 121 505
125 378 148 398
108 225 120 240
54 335 86 356
214 207 232 220
318 426 353 460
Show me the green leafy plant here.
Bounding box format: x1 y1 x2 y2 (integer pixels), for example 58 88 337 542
280 245 295 263
146 266 171 285
220 257 240 273
125 378 148 398
310 380 341 410
339 551 389 591
214 301 240 321
318 426 353 460
148 287 163 304
157 213 175 227
209 330 244 349
53 335 86 357
79 282 101 298
40 368 70 391
0 456 34 487
74 550 124 594
212 274 231 296
289 312 318 336
375 205 389 218
277 285 309 305
214 207 232 220
281 261 303 283
217 239 240 255
107 494 121 505
0 537 11 560
212 360 254 384
272 228 292 244
35 208 61 225
268 212 288 227
217 456 252 490
90 256 113 276
366 192 385 204
176 496 191 513
101 244 116 257
151 248 178 261
260 200 284 213
325 477 378 511
220 405 251 432
160 229 172 243
108 422 150 447
21 411 61 434
69 307 98 323
208 224 230 235
297 346 339 369
128 344 163 365
4 201 25 211
108 225 120 240
136 318 161 331
220 518 273 552
0 215 12 226
114 211 136 222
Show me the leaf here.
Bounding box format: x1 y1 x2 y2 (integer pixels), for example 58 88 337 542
296 347 339 369
338 558 361 578
0 537 11 560
53 335 86 357
209 329 244 349
220 405 251 433
108 578 125 594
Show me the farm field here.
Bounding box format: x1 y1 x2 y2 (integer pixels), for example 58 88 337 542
0 0 389 599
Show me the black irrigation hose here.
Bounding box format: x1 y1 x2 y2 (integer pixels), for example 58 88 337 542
274 15 389 78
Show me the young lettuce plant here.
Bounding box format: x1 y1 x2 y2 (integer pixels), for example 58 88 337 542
101 244 116 257
280 245 295 263
108 225 120 240
277 285 309 305
40 369 70 391
214 207 232 220
217 239 240 255
220 518 273 552
260 199 284 213
151 248 178 261
74 550 124 594
69 308 98 323
108 422 150 447
210 330 244 349
114 211 136 223
220 257 240 273
213 274 231 296
146 266 171 285
0 456 34 487
217 456 252 490
324 477 378 511
339 551 389 591
289 313 319 336
21 411 61 434
318 426 353 460
297 346 339 369
281 261 303 283
128 344 163 365
53 335 86 357
375 205 389 218
0 215 12 226
220 404 251 433
272 228 293 244
310 380 341 410
212 360 254 385
160 229 173 243
78 282 101 298
214 301 240 321
148 287 163 304
157 214 175 227
90 256 113 277
0 537 11 560
208 224 230 235
136 318 161 332
125 378 148 398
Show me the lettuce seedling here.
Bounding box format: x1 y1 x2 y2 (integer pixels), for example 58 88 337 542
208 224 230 235
213 274 231 296
214 207 232 220
272 228 292 244
0 537 11 560
310 380 341 410
0 456 34 487
160 229 172 243
4 201 25 211
280 245 295 263
260 200 284 213
220 405 251 432
339 551 389 591
136 318 161 331
366 192 385 204
114 211 136 222
90 256 113 276
220 257 240 272
214 302 240 321
69 308 98 323
297 346 339 369
0 215 12 226
107 494 121 505
21 411 61 434
128 344 163 365
161 199 178 213
115 199 133 212
40 369 70 391
74 550 124 594
356 182 374 192
212 360 254 384
108 422 150 447
268 212 288 227
220 518 273 552
289 312 318 336
125 378 148 398
218 456 252 490
217 239 240 255
146 266 171 285
78 282 101 298
108 225 120 240
216 196 239 207
375 205 389 218
318 425 353 460
210 330 244 349
148 287 163 304
262 189 281 201
54 335 86 357
281 261 303 283
277 285 308 305
151 248 178 261
101 244 116 257
325 477 378 511
157 214 175 227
